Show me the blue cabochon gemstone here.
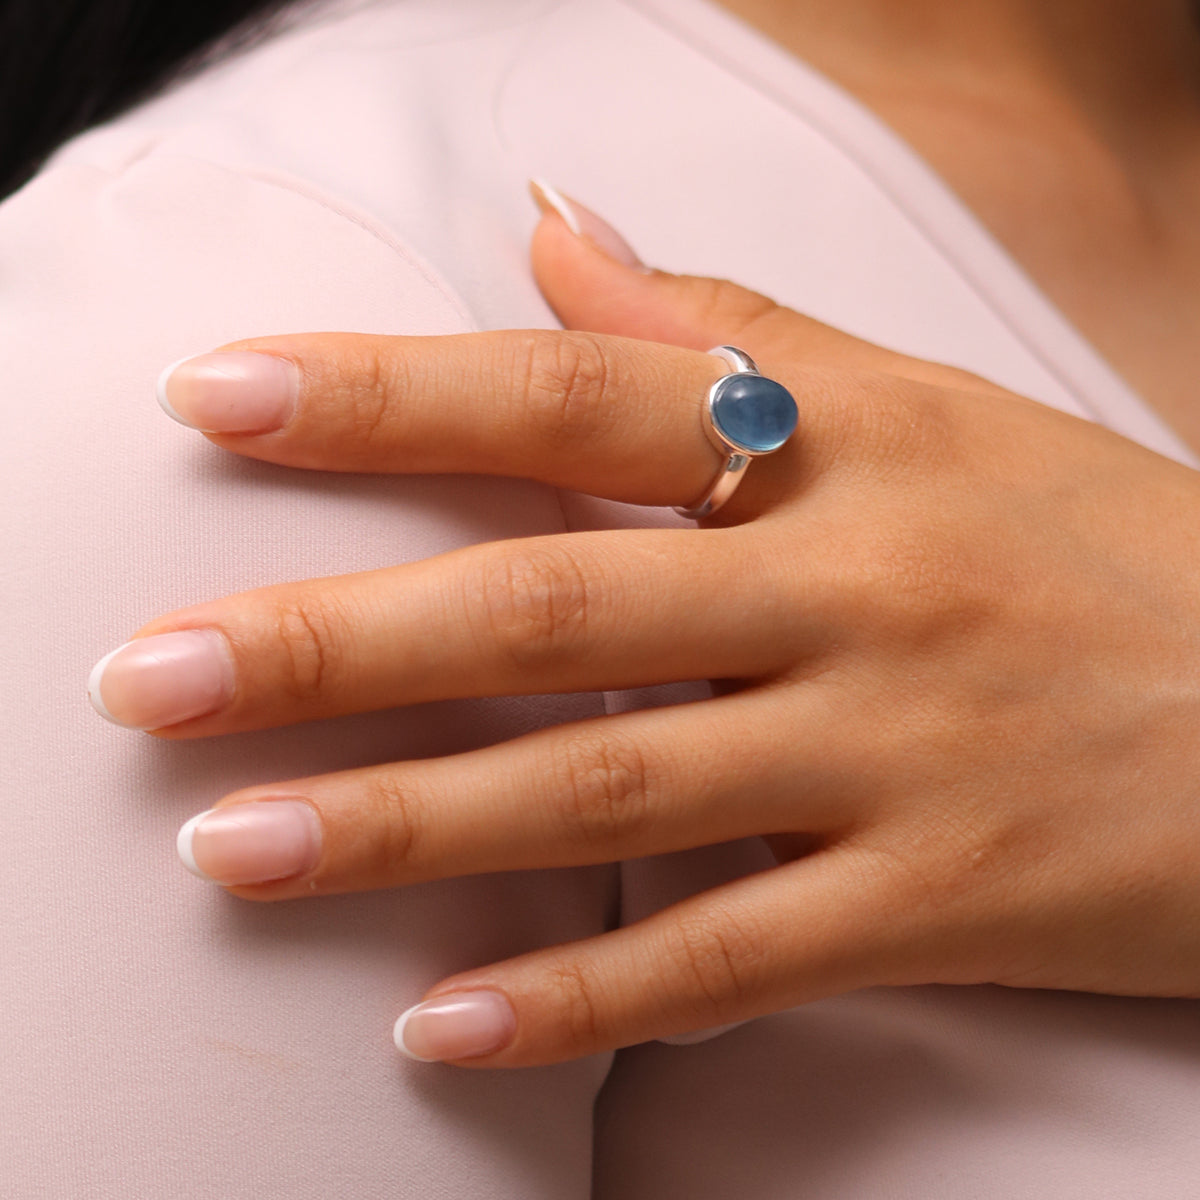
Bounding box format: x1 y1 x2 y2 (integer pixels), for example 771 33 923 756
710 373 799 453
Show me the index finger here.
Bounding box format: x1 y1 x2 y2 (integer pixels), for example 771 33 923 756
157 330 814 511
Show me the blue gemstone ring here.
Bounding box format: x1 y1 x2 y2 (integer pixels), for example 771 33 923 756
674 345 799 520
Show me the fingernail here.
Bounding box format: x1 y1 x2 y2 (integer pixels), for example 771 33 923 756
88 630 235 730
158 351 298 433
393 990 517 1062
529 178 645 269
177 799 323 885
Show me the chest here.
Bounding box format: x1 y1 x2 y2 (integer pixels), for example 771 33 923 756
847 88 1200 454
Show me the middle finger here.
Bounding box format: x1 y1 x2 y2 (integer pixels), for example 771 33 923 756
90 527 823 737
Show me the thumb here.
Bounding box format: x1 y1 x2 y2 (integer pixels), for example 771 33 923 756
528 179 865 365
527 181 1006 395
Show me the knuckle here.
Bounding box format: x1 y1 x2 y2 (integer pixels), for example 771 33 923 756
555 730 655 847
360 773 426 877
471 545 593 671
682 275 781 341
665 909 762 1023
268 592 345 705
866 527 965 608
544 958 603 1055
863 802 1024 929
846 375 959 474
846 526 995 644
518 331 617 448
340 340 401 446
804 368 958 477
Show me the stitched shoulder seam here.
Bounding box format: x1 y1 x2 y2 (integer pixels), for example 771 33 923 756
77 146 480 333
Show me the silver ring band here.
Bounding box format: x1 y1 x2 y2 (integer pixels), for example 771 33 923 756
674 345 798 520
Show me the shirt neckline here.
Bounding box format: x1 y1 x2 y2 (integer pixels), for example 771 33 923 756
621 0 1196 466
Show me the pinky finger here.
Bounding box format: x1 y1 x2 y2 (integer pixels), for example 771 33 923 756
392 844 919 1067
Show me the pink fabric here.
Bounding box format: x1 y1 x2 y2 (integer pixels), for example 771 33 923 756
3 0 1197 1195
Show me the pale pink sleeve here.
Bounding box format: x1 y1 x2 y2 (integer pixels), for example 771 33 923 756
0 152 612 1198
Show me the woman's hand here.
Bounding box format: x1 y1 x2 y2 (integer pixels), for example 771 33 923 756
89 187 1200 1066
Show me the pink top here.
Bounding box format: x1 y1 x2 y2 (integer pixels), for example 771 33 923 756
3 1 1197 1195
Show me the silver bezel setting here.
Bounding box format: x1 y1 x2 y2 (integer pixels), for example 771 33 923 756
675 345 792 520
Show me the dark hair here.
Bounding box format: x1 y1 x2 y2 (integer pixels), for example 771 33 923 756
0 0 297 200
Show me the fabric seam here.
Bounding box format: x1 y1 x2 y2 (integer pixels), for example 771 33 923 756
51 145 481 334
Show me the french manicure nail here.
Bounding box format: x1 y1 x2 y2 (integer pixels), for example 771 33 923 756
157 351 298 433
529 178 646 269
88 630 235 730
177 799 323 885
393 991 517 1062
